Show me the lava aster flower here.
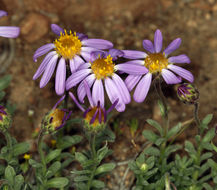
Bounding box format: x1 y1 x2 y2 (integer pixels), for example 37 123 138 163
66 49 148 112
33 24 113 96
69 81 118 132
0 10 19 38
123 29 194 103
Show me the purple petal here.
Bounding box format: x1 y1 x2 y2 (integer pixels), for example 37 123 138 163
80 51 92 62
55 58 66 96
77 74 95 103
163 38 181 56
33 43 55 62
125 75 142 91
154 29 163 53
0 11 7 18
90 109 98 125
33 51 57 80
133 73 152 103
168 54 191 64
77 63 90 70
70 55 85 73
40 54 58 88
104 77 125 112
108 49 124 60
66 69 91 90
120 60 144 65
77 32 88 41
90 51 105 62
168 65 194 83
92 79 104 107
143 40 155 53
0 26 20 38
116 63 148 75
82 39 113 49
83 80 94 107
107 99 119 114
112 74 130 104
53 95 66 109
122 50 147 59
69 92 85 112
161 69 182 84
51 24 64 35
81 47 98 53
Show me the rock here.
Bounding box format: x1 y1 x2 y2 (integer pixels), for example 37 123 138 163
20 13 49 43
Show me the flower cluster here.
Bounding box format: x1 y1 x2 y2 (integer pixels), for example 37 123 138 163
33 24 194 131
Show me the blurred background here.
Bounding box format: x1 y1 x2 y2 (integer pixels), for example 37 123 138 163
0 0 217 184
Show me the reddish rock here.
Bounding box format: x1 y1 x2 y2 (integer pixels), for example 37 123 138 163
20 12 49 43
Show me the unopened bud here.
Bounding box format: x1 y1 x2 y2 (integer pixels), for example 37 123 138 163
140 163 148 171
177 83 199 105
0 105 11 132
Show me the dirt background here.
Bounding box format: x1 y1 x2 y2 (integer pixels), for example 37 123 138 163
0 0 217 189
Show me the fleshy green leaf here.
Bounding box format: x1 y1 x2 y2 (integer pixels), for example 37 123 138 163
57 135 82 150
5 165 16 185
14 175 24 190
74 175 89 182
45 149 61 164
29 159 43 168
202 128 215 143
95 163 116 175
13 142 30 156
92 180 105 189
46 161 61 178
167 123 181 139
75 152 88 165
146 119 163 136
0 75 12 91
46 177 69 188
142 130 158 143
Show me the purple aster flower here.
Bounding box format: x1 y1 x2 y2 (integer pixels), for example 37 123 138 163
69 81 118 132
0 10 20 38
65 49 148 112
123 29 194 103
33 24 113 96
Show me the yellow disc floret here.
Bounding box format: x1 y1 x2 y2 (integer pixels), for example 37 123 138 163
54 30 82 59
85 107 105 127
49 109 65 128
145 53 168 73
91 55 115 80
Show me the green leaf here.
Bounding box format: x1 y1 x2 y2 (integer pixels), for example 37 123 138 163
75 152 88 164
208 159 217 171
13 142 30 156
14 175 24 190
46 161 61 178
45 149 61 164
202 114 213 125
92 180 105 189
211 141 217 153
203 183 213 190
185 141 196 155
29 159 43 168
71 170 91 175
95 163 116 175
57 135 82 149
142 130 158 143
0 75 12 91
74 175 89 182
167 123 181 139
5 165 16 185
46 177 69 188
214 176 217 184
200 152 213 162
158 100 165 117
0 91 6 100
97 145 109 162
146 119 163 136
202 128 215 143
143 147 160 156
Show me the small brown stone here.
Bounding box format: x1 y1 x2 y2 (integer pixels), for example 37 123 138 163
20 12 49 43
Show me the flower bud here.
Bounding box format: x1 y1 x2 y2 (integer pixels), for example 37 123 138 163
42 108 71 134
0 105 12 132
140 163 148 171
177 83 199 105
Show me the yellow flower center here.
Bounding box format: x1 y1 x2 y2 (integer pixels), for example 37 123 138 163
23 154 31 160
85 107 105 127
145 53 168 73
49 109 65 128
54 30 82 59
91 55 115 80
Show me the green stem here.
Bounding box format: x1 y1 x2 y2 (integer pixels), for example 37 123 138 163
37 129 47 189
87 134 97 190
4 131 13 160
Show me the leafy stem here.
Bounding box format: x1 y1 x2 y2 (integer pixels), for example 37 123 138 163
4 130 13 161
